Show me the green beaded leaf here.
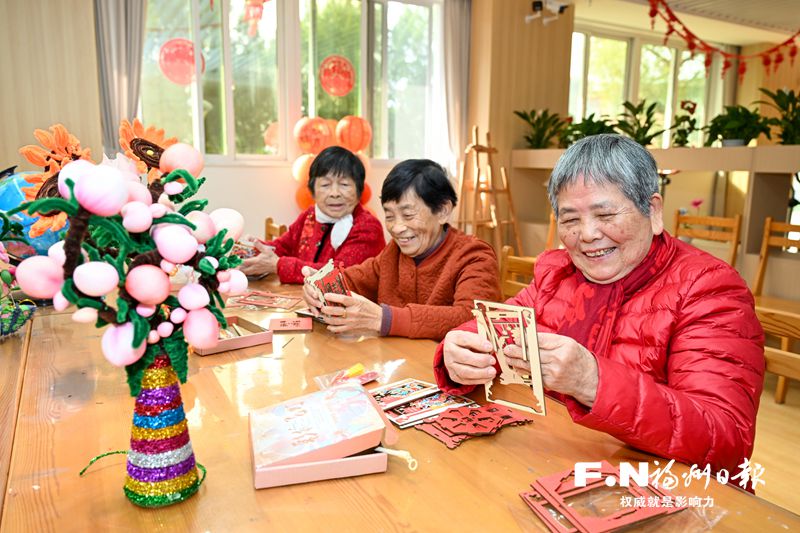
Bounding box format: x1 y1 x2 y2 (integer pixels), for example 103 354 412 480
125 344 159 396
90 216 135 250
197 257 217 276
60 279 80 304
130 311 150 348
207 304 228 328
162 334 189 383
22 198 79 218
154 213 196 230
116 299 129 324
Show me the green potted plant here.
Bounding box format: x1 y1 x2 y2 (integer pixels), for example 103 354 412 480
757 88 800 145
704 105 772 146
513 109 569 149
616 99 667 147
560 113 617 146
672 100 698 147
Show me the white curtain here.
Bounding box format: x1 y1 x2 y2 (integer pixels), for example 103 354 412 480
94 0 146 155
442 0 471 175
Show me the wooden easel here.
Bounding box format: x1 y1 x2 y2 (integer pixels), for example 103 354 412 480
457 126 523 254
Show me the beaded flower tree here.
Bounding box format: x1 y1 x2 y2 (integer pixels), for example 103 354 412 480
0 212 35 339
10 122 248 507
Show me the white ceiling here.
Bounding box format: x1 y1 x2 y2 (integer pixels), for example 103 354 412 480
572 0 797 46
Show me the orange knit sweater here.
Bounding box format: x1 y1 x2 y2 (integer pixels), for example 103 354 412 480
342 226 501 340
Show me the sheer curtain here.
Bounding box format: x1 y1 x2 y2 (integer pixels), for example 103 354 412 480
442 0 471 175
94 0 146 155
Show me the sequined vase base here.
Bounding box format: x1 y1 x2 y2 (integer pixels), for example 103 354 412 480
124 354 202 507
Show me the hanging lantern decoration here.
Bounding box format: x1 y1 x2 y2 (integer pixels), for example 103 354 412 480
648 0 800 83
335 116 373 153
291 154 315 185
295 184 314 211
360 183 372 206
158 38 206 86
319 55 356 98
703 51 713 77
293 117 334 154
243 0 268 37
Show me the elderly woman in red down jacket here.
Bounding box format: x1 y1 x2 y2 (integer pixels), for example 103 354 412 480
436 134 764 475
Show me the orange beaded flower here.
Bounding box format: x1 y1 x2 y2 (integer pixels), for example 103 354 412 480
18 124 92 237
119 119 178 184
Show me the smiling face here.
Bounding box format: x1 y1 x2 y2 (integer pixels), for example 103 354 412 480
556 179 663 284
382 190 452 257
312 173 359 219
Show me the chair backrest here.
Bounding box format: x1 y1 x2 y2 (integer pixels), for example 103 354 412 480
499 245 537 300
264 217 288 242
672 210 742 267
752 216 800 296
544 212 557 251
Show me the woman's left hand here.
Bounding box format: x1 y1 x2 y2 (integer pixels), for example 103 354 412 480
503 332 598 407
239 241 278 277
320 292 382 335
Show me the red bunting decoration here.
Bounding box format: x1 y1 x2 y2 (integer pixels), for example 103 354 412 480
648 0 799 83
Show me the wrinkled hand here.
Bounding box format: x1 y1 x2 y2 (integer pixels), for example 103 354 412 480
514 332 598 407
301 266 322 315
321 292 382 335
238 241 278 277
443 330 496 385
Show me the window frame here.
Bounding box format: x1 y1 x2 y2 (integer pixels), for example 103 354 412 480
572 21 732 147
153 0 441 167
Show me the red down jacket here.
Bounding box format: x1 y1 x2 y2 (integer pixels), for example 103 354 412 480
433 233 765 473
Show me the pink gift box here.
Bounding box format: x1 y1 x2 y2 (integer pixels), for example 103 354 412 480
249 384 399 488
194 315 273 356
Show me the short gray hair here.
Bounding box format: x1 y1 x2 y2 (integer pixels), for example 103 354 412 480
547 134 659 216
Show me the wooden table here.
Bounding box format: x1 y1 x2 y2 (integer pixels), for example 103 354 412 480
2 286 800 532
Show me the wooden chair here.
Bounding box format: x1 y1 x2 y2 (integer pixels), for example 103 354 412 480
672 210 742 267
752 216 800 403
499 245 537 300
264 217 287 242
545 212 557 251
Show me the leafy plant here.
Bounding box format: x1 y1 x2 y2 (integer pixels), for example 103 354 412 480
672 100 698 147
513 109 569 149
616 99 667 147
560 113 617 146
704 105 772 146
757 88 800 145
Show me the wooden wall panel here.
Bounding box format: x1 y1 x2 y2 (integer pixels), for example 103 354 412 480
0 0 102 171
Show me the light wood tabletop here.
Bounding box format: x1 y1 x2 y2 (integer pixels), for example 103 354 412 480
2 283 799 532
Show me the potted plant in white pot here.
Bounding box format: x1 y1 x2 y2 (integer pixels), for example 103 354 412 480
704 105 772 147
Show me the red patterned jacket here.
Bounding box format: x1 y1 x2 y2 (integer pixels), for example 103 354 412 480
267 205 385 284
433 233 764 473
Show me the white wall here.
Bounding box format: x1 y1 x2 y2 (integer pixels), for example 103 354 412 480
201 160 395 240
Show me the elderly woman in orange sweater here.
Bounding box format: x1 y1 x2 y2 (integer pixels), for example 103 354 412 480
301 159 501 341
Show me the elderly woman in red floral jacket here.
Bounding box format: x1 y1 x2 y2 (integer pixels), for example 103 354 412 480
239 146 385 284
437 134 764 474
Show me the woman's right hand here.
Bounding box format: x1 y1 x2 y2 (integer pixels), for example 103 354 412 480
301 266 323 315
442 330 497 385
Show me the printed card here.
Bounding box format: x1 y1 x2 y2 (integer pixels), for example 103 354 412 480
368 378 439 410
305 259 351 307
384 391 475 427
269 317 313 332
236 290 302 310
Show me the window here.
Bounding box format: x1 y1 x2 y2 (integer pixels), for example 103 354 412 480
140 0 444 161
569 27 723 147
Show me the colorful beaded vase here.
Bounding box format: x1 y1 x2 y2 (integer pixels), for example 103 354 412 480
124 354 204 507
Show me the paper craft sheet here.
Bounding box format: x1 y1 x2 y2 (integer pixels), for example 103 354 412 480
474 300 546 416
305 259 351 307
368 378 439 410
236 290 302 310
384 391 475 427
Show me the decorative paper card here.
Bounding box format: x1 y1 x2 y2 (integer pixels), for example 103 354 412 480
368 378 439 410
305 259 351 306
473 300 545 416
384 391 475 427
235 290 302 310
269 317 313 332
249 385 392 468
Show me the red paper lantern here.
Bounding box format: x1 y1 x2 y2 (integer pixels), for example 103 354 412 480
159 38 206 86
319 55 355 97
721 57 732 79
293 117 333 154
762 54 772 73
738 61 747 84
790 44 798 66
295 185 314 211
291 154 315 185
336 116 373 153
360 182 372 205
